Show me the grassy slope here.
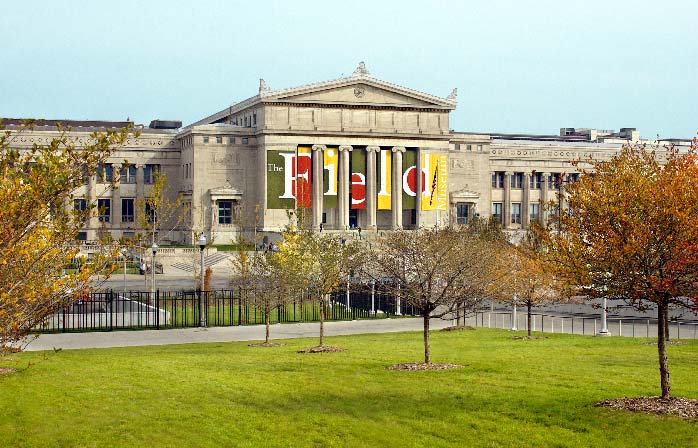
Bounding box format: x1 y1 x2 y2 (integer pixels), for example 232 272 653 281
0 329 696 447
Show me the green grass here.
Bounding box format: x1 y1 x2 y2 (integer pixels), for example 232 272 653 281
1 330 697 447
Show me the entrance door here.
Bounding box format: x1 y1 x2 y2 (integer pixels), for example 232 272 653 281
349 209 358 228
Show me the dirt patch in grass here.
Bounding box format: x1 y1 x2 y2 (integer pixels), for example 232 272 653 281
440 325 476 332
248 342 284 348
297 345 345 354
387 362 464 371
512 336 548 340
596 397 698 419
0 368 17 375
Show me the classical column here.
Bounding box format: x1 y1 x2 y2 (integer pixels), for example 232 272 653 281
338 145 353 230
311 145 325 230
111 163 122 228
391 146 406 229
541 172 550 224
415 149 423 228
366 146 379 230
522 172 531 229
504 171 512 228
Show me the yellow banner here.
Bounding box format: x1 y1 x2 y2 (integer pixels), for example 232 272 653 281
377 149 392 210
421 153 448 211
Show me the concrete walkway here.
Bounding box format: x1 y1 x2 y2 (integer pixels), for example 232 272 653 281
23 317 450 351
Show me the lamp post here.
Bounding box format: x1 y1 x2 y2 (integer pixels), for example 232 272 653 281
598 296 611 336
199 234 207 327
122 247 127 298
150 242 158 303
511 295 518 331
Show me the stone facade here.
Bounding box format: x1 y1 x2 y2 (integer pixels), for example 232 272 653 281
4 63 692 245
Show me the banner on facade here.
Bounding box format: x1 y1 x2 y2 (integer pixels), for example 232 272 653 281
266 149 297 210
421 153 448 211
296 146 312 209
377 149 391 210
351 147 366 209
402 149 416 210
323 146 338 209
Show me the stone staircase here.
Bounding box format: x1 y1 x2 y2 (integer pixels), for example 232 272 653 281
171 252 231 273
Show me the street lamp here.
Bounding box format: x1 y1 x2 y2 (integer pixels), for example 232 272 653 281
121 247 128 298
198 234 207 327
598 296 611 336
151 242 158 303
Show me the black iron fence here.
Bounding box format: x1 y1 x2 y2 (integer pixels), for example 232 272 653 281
36 287 415 333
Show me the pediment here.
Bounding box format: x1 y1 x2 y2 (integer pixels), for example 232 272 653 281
209 182 242 200
263 77 456 110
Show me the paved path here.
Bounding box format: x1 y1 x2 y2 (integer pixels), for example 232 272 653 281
23 317 450 351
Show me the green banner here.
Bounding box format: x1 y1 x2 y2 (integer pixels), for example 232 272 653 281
266 149 296 209
402 149 416 210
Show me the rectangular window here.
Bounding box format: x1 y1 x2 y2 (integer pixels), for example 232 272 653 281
97 163 113 183
144 164 160 184
477 144 483 151
120 165 136 184
491 172 504 189
122 198 134 223
529 203 540 222
242 137 249 145
218 200 233 224
216 136 222 144
98 199 111 222
530 173 542 189
73 198 87 211
76 231 87 241
466 144 472 151
203 136 209 144
456 202 469 225
492 202 503 224
229 136 236 144
253 112 257 126
549 173 563 188
454 143 460 151
511 172 523 189
511 202 521 224
567 173 579 183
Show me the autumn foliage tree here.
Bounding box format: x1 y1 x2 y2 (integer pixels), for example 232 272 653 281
0 121 132 348
275 213 362 351
500 226 569 337
539 139 698 399
366 222 505 365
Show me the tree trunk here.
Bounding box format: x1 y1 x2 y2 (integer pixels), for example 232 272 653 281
423 312 431 364
527 301 532 337
265 307 270 344
657 301 671 399
319 298 325 347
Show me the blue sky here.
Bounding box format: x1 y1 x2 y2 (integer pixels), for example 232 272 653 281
1 0 696 138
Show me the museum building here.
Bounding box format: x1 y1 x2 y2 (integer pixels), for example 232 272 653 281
4 62 692 245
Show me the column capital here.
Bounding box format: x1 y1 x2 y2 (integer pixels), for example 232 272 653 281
391 146 406 153
542 172 551 176
338 145 353 152
135 163 144 169
523 171 532 177
311 144 326 152
504 171 513 176
366 146 381 153
111 162 122 169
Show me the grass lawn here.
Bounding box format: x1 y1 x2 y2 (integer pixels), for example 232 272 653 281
1 329 696 447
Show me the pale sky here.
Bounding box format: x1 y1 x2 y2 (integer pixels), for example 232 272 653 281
1 0 696 139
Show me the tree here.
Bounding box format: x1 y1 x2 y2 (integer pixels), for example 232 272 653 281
366 222 505 365
0 121 132 348
231 249 288 345
136 171 189 292
500 226 568 337
275 212 362 351
539 139 698 399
